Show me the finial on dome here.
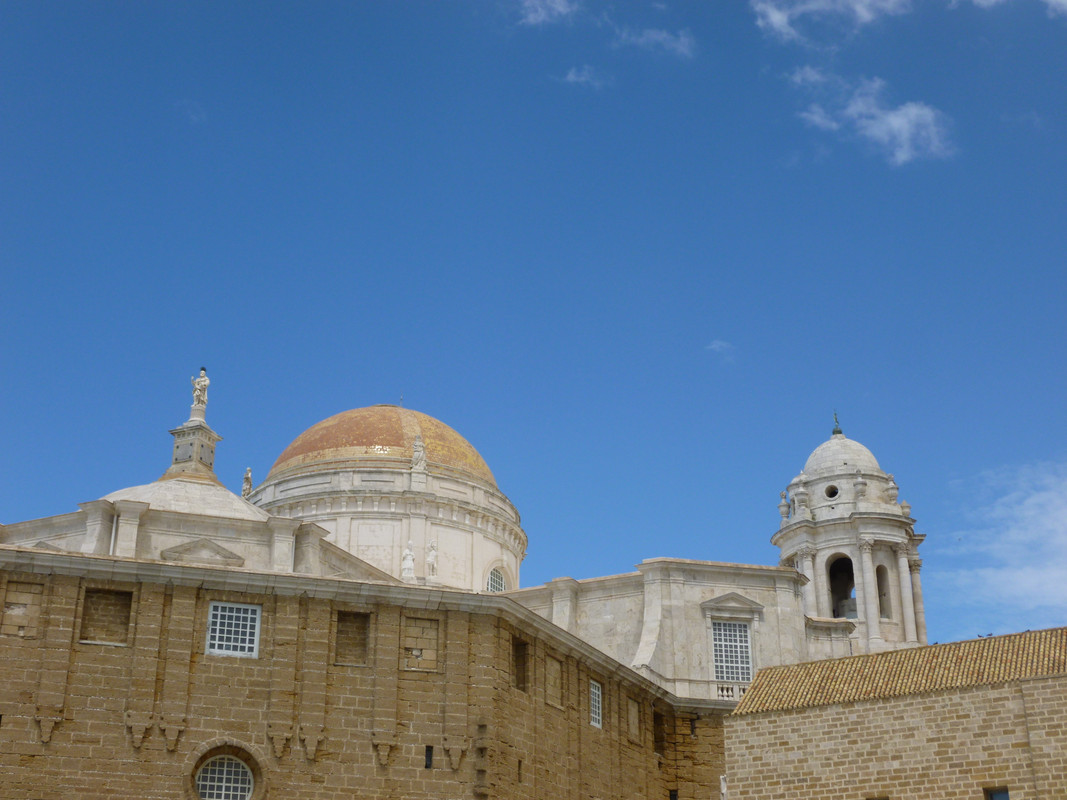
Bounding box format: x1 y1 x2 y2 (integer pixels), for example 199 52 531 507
832 411 842 436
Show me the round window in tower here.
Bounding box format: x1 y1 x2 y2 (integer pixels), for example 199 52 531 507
195 755 254 800
824 485 839 499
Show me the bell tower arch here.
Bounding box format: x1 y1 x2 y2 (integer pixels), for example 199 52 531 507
772 420 926 653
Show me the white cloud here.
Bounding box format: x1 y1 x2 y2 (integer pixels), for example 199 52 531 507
616 28 696 58
706 340 736 362
790 72 953 165
789 65 831 86
564 65 608 89
519 0 578 26
752 0 911 41
963 0 1067 15
799 103 841 129
842 78 953 164
926 461 1067 640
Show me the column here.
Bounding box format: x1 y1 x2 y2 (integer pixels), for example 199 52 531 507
858 538 881 642
813 553 831 618
909 556 927 644
895 544 918 643
796 546 817 617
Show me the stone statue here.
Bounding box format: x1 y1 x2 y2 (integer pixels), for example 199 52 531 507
412 435 426 470
242 468 252 499
426 540 438 577
191 368 209 407
401 541 415 579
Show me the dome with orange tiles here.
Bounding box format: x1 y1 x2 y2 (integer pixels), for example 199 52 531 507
267 405 497 487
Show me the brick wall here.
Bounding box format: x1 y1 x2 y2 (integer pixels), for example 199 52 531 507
724 675 1067 800
0 569 724 800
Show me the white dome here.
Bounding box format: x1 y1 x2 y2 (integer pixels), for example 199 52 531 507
105 477 269 522
802 433 881 476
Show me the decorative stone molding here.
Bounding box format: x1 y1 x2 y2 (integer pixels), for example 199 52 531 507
160 538 244 567
299 724 324 760
125 710 153 748
859 537 875 553
267 722 292 758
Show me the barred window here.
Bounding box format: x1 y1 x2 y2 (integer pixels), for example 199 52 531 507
712 621 752 683
206 602 261 657
589 679 603 728
486 568 507 593
195 755 254 800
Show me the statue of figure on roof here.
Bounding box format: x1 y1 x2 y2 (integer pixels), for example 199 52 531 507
242 467 253 499
401 541 415 579
412 434 426 470
426 540 438 577
191 368 209 407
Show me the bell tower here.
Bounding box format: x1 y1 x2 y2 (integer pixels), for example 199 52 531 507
772 420 926 653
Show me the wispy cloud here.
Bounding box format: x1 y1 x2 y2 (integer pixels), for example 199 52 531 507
706 339 736 362
792 70 953 165
964 0 1067 16
926 461 1067 641
615 27 696 58
519 0 578 26
752 0 911 41
843 78 953 164
174 99 207 125
563 65 609 89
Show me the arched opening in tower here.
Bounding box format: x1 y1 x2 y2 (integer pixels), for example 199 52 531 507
828 556 857 619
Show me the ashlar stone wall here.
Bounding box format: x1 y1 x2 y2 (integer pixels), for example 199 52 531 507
0 567 724 800
724 675 1067 800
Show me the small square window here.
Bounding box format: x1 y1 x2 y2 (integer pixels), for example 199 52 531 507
985 790 1010 800
206 602 261 657
589 679 603 728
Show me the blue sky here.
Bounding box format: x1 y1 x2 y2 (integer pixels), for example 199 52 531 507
1 1 1064 646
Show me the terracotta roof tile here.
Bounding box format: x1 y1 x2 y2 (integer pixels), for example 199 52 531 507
733 627 1067 715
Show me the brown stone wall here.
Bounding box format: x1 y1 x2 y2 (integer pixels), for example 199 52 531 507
0 570 724 800
724 675 1067 800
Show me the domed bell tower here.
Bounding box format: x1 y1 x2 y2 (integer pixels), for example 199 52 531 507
772 419 926 653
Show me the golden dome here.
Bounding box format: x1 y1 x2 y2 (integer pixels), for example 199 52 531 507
267 405 497 487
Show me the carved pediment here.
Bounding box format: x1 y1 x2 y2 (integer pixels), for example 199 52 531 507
701 592 764 621
32 540 66 552
160 538 244 567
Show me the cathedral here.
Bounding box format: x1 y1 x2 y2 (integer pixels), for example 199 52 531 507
0 372 1061 800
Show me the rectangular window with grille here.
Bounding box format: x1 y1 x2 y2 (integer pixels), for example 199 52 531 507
712 620 752 683
589 679 603 728
206 602 261 657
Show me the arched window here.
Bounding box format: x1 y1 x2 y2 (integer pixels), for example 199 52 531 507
876 565 892 619
827 556 857 619
486 568 507 593
195 755 254 800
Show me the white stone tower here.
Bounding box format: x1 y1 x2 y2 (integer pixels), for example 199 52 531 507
772 420 927 653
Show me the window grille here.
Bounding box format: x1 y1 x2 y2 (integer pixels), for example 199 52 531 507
206 602 261 657
589 679 603 728
486 568 507 593
712 621 752 683
195 755 254 800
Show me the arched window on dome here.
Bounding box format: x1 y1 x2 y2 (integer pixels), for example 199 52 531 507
486 568 507 593
195 754 254 800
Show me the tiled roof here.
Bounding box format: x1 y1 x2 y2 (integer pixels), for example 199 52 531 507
733 627 1067 715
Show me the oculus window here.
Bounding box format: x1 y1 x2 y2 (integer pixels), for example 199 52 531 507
195 755 254 800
